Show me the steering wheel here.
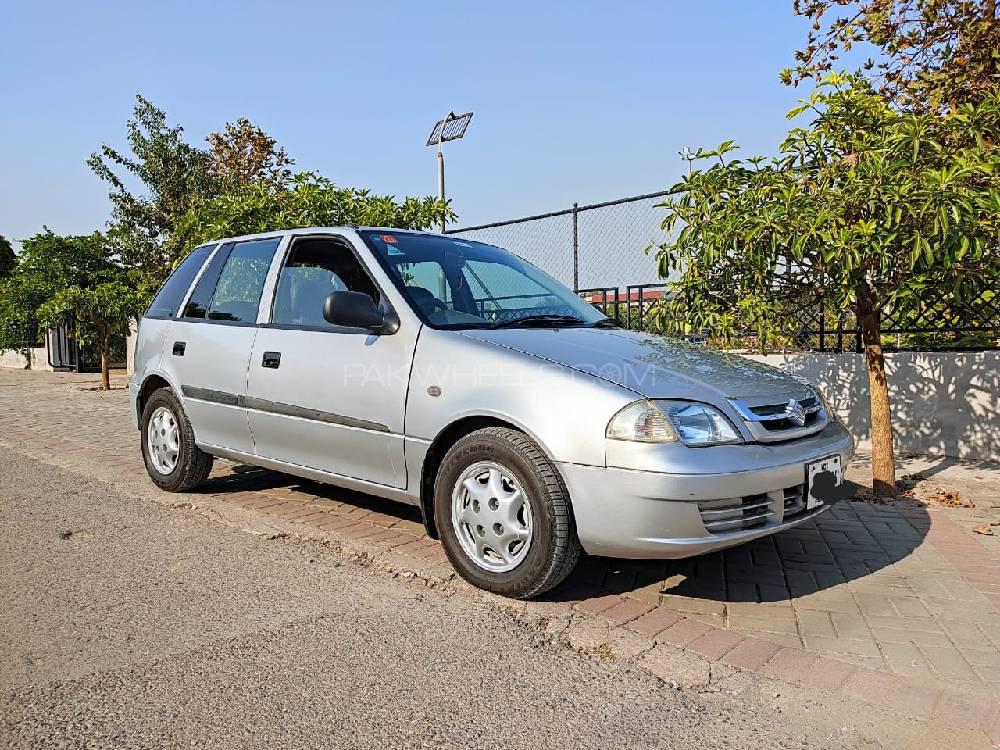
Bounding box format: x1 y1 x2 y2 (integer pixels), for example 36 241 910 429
420 297 449 314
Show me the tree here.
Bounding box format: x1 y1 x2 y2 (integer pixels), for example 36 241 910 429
88 95 217 283
786 0 1000 111
207 117 293 189
0 235 14 279
0 276 46 367
169 171 453 259
38 278 143 390
654 75 1000 496
1 230 114 368
90 97 422 285
0 231 140 384
0 237 20 358
12 229 113 289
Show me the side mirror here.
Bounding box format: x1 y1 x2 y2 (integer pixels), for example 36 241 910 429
322 291 398 334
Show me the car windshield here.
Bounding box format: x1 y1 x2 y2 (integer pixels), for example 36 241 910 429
358 230 607 329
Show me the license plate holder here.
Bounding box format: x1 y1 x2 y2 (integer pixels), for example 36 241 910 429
806 454 843 510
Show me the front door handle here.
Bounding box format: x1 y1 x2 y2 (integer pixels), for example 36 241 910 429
172 341 186 356
261 351 281 369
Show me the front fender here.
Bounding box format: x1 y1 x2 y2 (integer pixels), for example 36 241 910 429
405 328 637 467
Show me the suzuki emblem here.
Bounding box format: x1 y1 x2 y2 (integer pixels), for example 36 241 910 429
785 399 807 427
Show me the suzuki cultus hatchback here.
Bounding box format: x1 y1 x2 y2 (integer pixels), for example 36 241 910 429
130 228 854 598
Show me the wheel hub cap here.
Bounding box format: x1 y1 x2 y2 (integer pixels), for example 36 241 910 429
451 461 532 572
147 406 180 475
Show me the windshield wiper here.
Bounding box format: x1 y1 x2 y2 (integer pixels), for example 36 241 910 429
488 314 588 329
590 318 618 328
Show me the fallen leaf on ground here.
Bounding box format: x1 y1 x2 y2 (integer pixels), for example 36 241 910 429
916 487 974 508
935 490 968 506
973 524 994 535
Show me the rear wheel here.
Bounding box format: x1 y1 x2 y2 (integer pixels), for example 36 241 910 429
434 427 581 598
140 387 213 492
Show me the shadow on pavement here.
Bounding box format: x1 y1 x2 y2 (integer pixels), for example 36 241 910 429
197 464 424 524
197 459 934 609
546 499 931 605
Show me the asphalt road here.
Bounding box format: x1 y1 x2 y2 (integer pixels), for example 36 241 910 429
0 446 928 749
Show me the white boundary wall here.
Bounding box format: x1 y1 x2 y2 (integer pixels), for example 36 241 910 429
0 347 52 371
744 352 999 462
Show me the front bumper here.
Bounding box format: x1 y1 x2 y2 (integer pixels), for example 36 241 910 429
127 379 140 430
557 422 854 559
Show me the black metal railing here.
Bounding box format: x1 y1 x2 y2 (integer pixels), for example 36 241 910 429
576 283 998 351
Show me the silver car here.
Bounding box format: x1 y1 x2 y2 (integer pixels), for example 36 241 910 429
130 228 854 598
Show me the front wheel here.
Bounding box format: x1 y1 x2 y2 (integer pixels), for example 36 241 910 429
434 427 581 598
140 387 213 492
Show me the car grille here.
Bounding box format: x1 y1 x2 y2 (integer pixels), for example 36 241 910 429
749 396 821 430
697 494 774 533
728 392 827 443
782 483 808 520
698 483 810 535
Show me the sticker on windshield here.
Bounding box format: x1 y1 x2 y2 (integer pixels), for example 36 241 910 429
381 234 398 244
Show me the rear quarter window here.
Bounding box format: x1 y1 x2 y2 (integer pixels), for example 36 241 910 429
206 238 281 322
145 244 216 319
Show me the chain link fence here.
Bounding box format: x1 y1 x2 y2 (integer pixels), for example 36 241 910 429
446 190 999 351
446 191 671 291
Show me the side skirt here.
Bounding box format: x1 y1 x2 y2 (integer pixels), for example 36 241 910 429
200 443 420 507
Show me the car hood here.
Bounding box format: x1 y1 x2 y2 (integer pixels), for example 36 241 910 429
459 327 811 402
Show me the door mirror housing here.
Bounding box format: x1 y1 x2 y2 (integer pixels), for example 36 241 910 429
322 291 398 334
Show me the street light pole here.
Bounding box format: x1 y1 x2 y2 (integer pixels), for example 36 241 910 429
679 146 697 175
425 111 473 235
437 126 447 233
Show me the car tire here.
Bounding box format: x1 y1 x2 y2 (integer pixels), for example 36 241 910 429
140 387 213 492
434 427 581 599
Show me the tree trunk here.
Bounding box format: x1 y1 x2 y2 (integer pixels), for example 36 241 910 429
856 290 896 497
100 335 111 391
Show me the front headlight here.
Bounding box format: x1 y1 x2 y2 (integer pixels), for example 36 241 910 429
657 400 743 446
607 400 743 447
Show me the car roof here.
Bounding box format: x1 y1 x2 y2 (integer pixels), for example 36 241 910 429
205 226 445 245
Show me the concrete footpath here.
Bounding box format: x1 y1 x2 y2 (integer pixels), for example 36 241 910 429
1 369 999 747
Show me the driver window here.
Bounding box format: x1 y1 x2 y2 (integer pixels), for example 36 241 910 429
272 237 380 328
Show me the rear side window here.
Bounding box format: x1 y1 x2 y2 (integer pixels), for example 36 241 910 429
181 238 280 323
145 244 215 319
183 243 233 319
208 238 280 321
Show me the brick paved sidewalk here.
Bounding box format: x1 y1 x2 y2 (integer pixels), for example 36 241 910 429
2 368 999 741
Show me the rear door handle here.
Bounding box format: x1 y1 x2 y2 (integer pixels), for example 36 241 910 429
172 341 186 356
262 351 281 369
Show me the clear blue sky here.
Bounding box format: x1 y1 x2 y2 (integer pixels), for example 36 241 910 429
1 1 817 246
